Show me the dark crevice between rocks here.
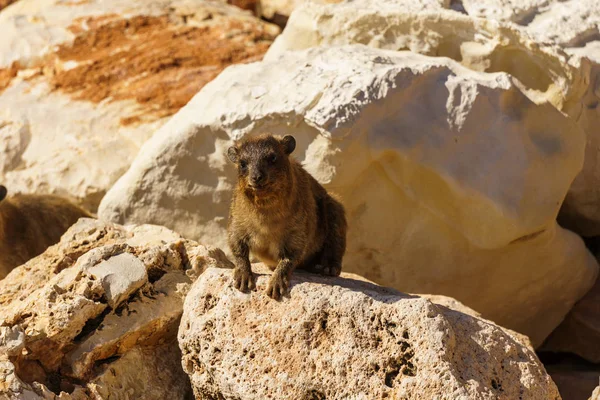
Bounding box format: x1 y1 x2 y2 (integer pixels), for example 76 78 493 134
73 307 112 343
114 290 145 316
383 342 417 388
177 243 193 271
305 389 326 400
565 29 600 48
514 8 540 26
15 358 87 396
93 355 121 369
45 372 87 395
449 0 468 15
509 229 546 244
264 13 288 30
537 352 600 400
147 265 168 283
491 377 504 392
582 235 600 257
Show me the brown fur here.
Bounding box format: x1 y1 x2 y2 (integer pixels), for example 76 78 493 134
0 186 92 278
227 134 347 299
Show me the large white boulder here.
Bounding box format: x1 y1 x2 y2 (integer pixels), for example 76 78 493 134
264 0 600 236
452 0 600 236
99 44 598 346
0 0 278 210
179 266 560 399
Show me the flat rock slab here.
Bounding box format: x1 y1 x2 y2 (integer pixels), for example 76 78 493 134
86 252 148 308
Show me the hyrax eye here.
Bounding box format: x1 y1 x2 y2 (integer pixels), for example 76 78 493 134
239 160 248 170
269 154 277 163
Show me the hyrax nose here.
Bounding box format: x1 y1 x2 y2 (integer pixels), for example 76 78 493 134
250 172 265 185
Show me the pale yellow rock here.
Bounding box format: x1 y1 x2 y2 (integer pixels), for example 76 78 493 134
448 0 600 236
263 0 600 235
100 44 597 346
591 386 600 400
0 218 229 399
179 266 560 399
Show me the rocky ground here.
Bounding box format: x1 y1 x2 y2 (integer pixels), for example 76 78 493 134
1 0 600 399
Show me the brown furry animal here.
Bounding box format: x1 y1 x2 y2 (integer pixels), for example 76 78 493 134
0 185 92 278
227 134 347 299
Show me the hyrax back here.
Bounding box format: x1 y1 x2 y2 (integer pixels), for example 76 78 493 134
0 186 92 278
227 134 347 299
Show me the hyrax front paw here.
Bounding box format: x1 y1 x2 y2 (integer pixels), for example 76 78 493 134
315 263 342 277
265 272 289 300
233 267 256 292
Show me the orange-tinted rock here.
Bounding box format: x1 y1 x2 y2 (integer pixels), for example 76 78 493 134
0 0 279 210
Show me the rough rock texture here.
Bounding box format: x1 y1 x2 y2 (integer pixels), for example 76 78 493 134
263 0 582 109
179 265 560 399
100 44 598 346
456 0 599 55
258 0 341 20
592 386 600 400
258 0 449 20
0 0 278 210
541 276 600 363
264 0 600 236
0 218 232 399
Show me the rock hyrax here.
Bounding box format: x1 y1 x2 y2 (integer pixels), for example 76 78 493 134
227 133 347 299
0 186 92 278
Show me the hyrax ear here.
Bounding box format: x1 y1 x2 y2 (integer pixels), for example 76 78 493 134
227 146 239 163
0 185 7 202
281 135 296 155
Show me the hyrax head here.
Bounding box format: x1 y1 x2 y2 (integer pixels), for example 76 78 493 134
227 134 296 193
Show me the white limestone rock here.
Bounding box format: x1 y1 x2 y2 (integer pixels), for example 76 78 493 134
85 253 148 308
99 45 598 345
263 0 600 235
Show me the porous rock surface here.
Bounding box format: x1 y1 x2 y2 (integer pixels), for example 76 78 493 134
179 265 560 399
99 43 598 346
0 0 278 210
0 218 232 399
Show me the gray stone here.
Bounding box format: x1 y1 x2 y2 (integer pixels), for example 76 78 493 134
86 253 148 309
